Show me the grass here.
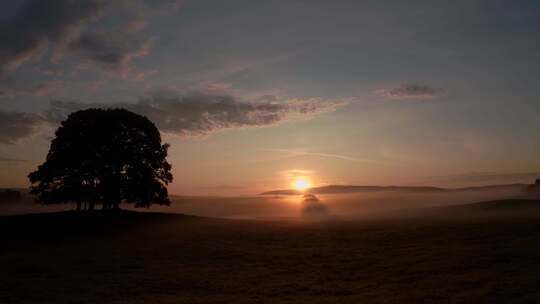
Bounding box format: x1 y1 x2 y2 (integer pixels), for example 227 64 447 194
1 209 540 303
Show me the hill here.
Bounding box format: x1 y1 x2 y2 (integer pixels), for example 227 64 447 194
260 183 527 195
442 199 540 214
403 199 540 219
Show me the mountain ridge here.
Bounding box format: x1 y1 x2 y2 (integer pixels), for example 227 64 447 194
260 183 528 195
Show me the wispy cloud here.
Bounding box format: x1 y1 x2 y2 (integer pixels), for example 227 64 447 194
0 0 108 72
262 148 381 164
422 171 540 185
373 84 445 100
68 29 154 76
0 79 63 97
197 185 245 190
0 111 42 144
0 0 177 77
0 156 27 163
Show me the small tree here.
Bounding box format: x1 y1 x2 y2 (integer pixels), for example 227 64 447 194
526 178 540 198
28 108 173 210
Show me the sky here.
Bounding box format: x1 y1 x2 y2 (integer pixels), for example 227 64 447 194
1 0 540 195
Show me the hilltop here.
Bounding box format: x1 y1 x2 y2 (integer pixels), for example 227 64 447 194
261 183 527 195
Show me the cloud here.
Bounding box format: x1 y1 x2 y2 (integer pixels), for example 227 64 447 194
282 169 314 175
144 0 185 15
0 111 42 144
68 29 153 74
0 79 63 97
203 82 233 93
265 149 380 164
373 84 444 100
0 0 108 72
279 169 314 180
0 91 344 143
423 171 540 185
64 0 164 75
198 185 245 190
43 91 347 136
0 156 27 163
0 0 166 76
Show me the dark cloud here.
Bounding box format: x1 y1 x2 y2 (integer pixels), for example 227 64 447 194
0 0 165 76
0 90 344 143
374 84 444 100
0 0 108 71
44 92 347 136
0 111 42 144
68 30 152 73
64 0 165 74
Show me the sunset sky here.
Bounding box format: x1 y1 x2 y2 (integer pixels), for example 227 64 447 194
1 0 540 195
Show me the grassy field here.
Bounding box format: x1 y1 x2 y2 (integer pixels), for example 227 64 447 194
2 207 540 303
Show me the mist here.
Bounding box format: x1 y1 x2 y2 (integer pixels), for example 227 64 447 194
133 186 529 219
2 186 525 219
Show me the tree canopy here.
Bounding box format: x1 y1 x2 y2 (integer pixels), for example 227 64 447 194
28 108 173 210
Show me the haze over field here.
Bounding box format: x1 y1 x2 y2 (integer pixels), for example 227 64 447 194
0 183 528 218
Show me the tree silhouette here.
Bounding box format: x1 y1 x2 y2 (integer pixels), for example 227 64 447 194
28 109 173 210
526 178 540 198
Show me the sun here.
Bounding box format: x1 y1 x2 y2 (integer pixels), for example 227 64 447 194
293 178 311 191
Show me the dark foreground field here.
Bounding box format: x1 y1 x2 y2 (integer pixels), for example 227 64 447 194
2 207 540 303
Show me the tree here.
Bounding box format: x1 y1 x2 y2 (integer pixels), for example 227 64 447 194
526 178 540 198
28 108 173 210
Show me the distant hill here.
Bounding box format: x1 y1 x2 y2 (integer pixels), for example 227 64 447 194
260 184 528 195
447 199 540 212
422 199 540 218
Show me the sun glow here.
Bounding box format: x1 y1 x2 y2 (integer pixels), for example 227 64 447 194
293 178 311 191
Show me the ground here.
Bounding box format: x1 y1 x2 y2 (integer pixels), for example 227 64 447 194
1 210 540 303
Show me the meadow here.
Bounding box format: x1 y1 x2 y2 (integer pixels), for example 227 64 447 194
1 200 540 303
